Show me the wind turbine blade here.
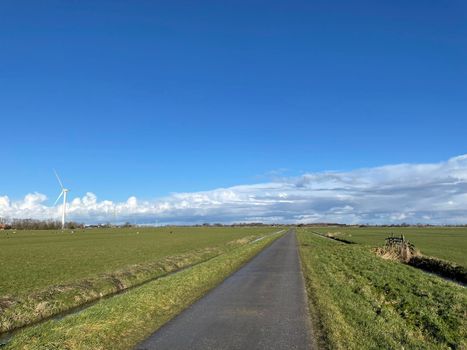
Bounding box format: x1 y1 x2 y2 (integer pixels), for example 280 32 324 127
54 190 64 206
53 169 64 189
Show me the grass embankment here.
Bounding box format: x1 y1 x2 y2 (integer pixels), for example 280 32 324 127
297 229 466 350
4 231 283 350
0 226 276 333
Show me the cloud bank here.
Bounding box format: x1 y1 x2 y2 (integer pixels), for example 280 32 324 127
1 155 466 225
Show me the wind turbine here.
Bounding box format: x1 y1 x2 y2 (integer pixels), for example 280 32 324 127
53 169 69 229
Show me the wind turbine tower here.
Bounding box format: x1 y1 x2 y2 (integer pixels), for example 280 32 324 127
53 170 70 229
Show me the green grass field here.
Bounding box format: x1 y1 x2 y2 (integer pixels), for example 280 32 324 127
297 229 466 349
0 226 279 334
0 226 275 295
311 226 467 266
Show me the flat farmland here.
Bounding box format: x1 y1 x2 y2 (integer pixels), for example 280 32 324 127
311 226 467 266
0 226 274 295
0 226 279 334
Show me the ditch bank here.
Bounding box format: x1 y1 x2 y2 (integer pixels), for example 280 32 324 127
408 256 466 285
0 250 224 347
309 230 354 244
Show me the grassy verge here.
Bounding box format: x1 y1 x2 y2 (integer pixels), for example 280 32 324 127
0 233 266 333
4 232 283 349
297 229 467 350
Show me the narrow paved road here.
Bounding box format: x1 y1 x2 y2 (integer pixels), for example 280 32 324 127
135 230 314 350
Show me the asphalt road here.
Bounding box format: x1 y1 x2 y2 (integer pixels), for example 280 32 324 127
135 230 315 350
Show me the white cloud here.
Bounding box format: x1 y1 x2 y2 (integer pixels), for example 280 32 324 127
1 155 466 225
0 196 10 209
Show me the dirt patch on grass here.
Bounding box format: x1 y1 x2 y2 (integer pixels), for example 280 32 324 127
0 297 15 312
374 246 418 263
227 235 256 246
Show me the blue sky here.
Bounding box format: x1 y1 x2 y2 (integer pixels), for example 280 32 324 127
1 1 466 223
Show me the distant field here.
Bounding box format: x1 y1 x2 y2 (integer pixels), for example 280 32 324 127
297 229 467 349
0 226 274 296
311 226 467 266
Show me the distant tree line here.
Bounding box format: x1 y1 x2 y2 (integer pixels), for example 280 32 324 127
0 218 84 230
197 222 278 227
